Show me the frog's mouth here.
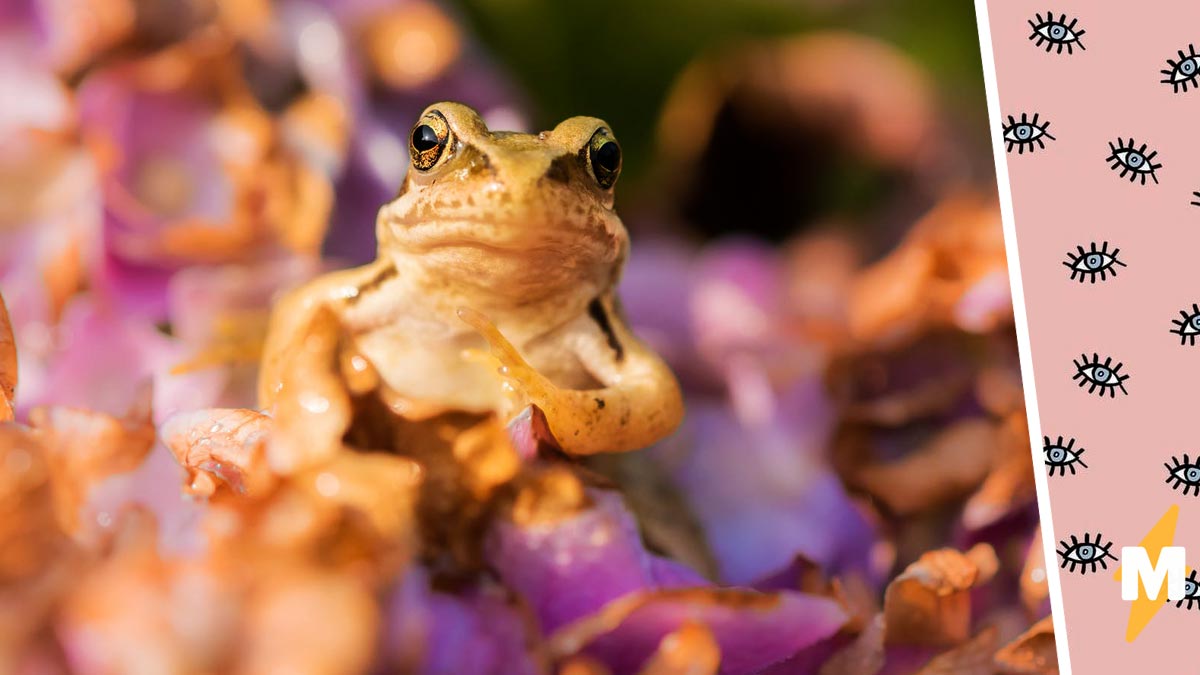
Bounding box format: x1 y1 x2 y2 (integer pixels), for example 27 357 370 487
387 215 625 264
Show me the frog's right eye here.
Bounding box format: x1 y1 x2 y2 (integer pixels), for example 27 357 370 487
410 111 451 171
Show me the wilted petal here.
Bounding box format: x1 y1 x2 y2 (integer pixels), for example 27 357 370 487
384 566 540 675
636 621 719 675
882 545 996 648
549 588 846 675
0 293 14 419
161 408 273 497
993 616 1056 675
237 564 379 675
654 383 875 586
28 387 156 535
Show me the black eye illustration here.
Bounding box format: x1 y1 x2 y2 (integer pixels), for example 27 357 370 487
1073 353 1129 398
1063 241 1125 283
1161 44 1200 93
1043 436 1088 476
1028 12 1086 54
1175 570 1200 610
1171 304 1200 346
1002 113 1056 154
1107 138 1162 185
1165 454 1200 496
1192 191 1200 207
1058 532 1116 575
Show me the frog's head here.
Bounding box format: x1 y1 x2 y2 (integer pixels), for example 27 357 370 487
378 102 629 302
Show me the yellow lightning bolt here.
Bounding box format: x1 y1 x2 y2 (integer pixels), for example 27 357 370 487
1112 505 1180 642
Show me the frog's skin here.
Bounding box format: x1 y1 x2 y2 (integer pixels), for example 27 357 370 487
259 102 683 454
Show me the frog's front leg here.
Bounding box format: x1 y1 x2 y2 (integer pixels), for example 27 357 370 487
459 295 684 455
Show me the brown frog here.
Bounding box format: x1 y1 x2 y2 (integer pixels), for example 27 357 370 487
259 102 683 454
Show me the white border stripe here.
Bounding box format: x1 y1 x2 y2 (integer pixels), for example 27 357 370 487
972 2 1073 672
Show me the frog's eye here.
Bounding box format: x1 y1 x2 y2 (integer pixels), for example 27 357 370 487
1176 570 1200 610
1062 240 1125 284
1171 304 1200 346
1166 454 1200 496
1044 435 1088 477
1107 137 1161 186
1072 352 1129 398
1161 44 1200 93
586 128 621 189
1028 12 1085 55
1058 532 1115 575
410 110 451 171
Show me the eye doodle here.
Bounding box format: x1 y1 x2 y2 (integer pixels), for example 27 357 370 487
1058 532 1116 575
1044 436 1088 476
1002 113 1055 154
1161 44 1200 93
1063 241 1125 283
1175 570 1200 610
1192 191 1200 207
1170 304 1200 345
1107 138 1162 185
1028 12 1086 54
1165 454 1200 496
1072 353 1129 398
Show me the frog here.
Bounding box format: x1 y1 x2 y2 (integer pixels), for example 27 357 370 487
258 102 684 455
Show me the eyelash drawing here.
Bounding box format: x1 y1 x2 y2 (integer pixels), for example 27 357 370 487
1107 138 1162 185
1002 113 1056 154
1192 191 1200 207
1162 44 1200 93
1165 454 1200 496
1063 241 1125 283
1058 532 1116 575
1171 304 1200 345
1175 570 1200 610
1073 353 1129 398
1044 435 1088 476
1028 12 1086 54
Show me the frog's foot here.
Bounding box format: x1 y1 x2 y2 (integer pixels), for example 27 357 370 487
457 307 560 415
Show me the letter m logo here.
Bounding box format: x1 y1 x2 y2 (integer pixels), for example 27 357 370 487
1121 546 1186 601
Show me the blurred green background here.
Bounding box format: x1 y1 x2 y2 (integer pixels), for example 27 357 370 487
451 0 988 184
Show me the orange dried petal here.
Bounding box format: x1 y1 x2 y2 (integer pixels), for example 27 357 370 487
0 293 15 418
993 616 1057 675
161 408 273 497
882 545 994 647
637 621 720 675
29 387 156 534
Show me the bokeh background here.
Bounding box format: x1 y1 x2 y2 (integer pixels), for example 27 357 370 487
0 0 1057 673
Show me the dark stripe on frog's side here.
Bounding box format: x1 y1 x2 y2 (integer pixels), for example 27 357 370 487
346 263 398 305
588 297 625 361
543 154 574 184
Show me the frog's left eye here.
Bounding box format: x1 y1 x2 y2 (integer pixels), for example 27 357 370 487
1175 570 1200 610
1058 532 1116 575
586 128 621 190
410 110 452 171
